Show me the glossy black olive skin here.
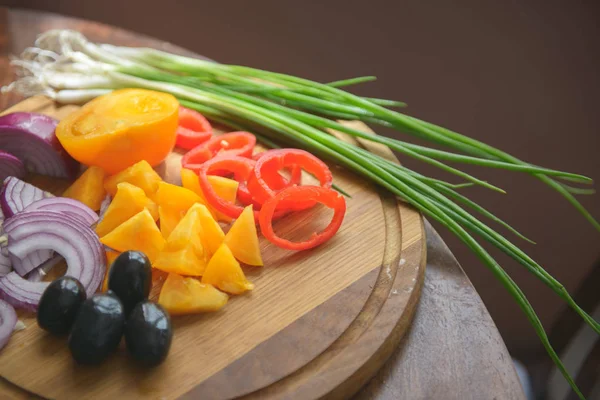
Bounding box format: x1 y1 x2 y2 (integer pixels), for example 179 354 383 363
125 301 172 367
68 291 125 365
37 276 86 335
108 251 152 315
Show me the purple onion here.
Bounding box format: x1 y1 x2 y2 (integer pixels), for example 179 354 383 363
24 197 98 226
0 112 78 178
1 177 53 218
0 211 105 310
0 151 25 182
9 248 53 277
26 255 64 282
0 299 17 350
0 252 11 277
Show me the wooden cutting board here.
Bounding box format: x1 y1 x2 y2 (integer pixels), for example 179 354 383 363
0 96 425 400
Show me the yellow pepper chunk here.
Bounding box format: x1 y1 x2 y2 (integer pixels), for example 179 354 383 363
224 205 263 266
202 243 254 295
158 273 228 315
104 160 162 199
153 246 207 276
181 168 238 222
100 209 165 263
95 182 159 237
154 206 209 276
63 166 107 211
154 181 203 214
158 205 183 239
192 203 224 257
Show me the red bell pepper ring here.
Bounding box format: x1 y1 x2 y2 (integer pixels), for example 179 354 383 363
248 149 332 210
182 132 256 174
252 150 302 191
198 155 260 220
259 185 346 251
175 106 213 150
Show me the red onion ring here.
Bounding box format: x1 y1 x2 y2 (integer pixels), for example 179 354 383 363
26 255 63 283
0 112 78 179
24 197 98 226
0 151 25 182
0 211 105 310
1 177 53 218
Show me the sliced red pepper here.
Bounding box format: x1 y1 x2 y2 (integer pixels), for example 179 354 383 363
198 156 260 220
182 132 256 174
252 150 302 191
181 146 214 174
259 186 346 251
248 149 332 210
175 107 213 150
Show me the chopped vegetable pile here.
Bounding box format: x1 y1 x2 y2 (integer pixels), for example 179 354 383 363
0 89 347 368
1 29 598 396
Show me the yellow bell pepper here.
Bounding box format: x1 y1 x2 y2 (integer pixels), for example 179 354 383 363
224 205 263 266
100 208 165 263
180 168 238 222
95 182 159 237
202 243 254 295
63 166 107 211
104 160 163 199
158 273 228 315
56 89 179 174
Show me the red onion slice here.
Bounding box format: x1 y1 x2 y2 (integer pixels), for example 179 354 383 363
0 112 78 178
9 248 53 277
1 177 53 218
24 197 98 226
0 211 105 310
0 252 11 277
0 151 25 182
26 255 63 282
0 299 16 350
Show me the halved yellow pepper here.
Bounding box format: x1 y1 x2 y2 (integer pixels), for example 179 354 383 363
95 182 159 237
101 250 120 292
104 160 163 198
192 203 224 256
158 273 228 315
56 89 179 174
154 181 203 214
202 243 254 295
181 168 238 222
63 166 107 211
224 205 263 266
100 208 165 263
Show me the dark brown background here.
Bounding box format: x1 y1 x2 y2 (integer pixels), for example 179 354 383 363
3 0 600 364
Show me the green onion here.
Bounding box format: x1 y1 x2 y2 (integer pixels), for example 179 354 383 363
5 30 597 398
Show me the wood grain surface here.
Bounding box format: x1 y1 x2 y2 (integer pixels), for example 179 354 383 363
0 8 526 400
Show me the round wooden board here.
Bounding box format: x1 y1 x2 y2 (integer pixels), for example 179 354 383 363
0 86 424 398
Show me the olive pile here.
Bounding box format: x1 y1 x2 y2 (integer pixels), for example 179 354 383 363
37 251 172 366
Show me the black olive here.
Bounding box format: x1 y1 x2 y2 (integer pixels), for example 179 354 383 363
68 291 125 365
108 251 152 315
125 301 172 367
37 276 86 335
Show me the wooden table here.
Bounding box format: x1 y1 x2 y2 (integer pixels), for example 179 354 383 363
0 8 525 400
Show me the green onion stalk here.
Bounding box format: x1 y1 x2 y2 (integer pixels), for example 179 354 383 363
4 30 598 398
